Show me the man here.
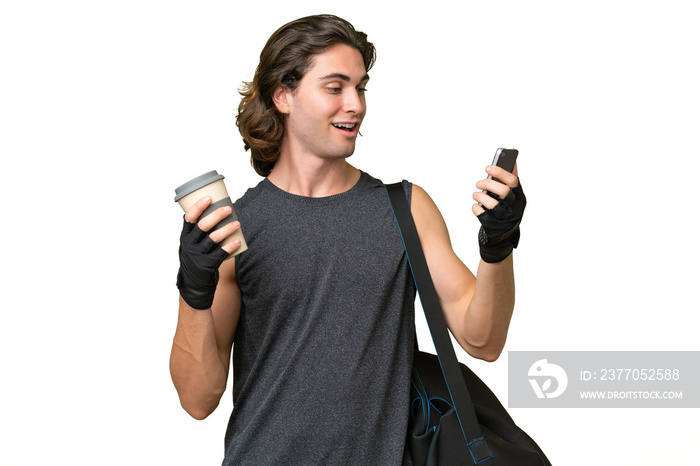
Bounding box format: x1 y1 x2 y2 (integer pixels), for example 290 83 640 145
170 14 525 465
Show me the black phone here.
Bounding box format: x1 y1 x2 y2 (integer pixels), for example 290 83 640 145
485 148 518 198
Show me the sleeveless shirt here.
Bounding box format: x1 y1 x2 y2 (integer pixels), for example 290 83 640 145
223 171 416 465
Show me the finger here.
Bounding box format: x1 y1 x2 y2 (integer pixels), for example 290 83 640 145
476 178 511 200
473 191 499 210
486 165 518 188
184 196 212 223
221 238 242 255
209 220 240 244
472 203 485 216
198 206 232 232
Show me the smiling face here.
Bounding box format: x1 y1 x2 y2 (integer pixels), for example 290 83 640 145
274 43 369 163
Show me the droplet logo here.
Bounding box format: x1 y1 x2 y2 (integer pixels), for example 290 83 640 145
528 359 568 399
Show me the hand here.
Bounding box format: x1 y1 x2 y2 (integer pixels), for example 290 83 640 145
472 165 526 263
177 196 242 310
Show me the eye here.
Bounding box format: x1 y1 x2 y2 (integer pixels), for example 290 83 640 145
357 87 368 94
327 87 342 94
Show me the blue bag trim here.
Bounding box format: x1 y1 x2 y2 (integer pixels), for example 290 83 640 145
468 436 494 464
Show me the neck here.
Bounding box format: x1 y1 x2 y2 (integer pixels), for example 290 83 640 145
267 154 361 198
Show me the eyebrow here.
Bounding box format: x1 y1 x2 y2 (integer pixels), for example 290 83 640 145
318 72 370 83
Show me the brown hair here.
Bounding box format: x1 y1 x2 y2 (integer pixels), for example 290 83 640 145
236 15 376 176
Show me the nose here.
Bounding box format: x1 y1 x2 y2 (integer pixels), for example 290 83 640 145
343 89 365 115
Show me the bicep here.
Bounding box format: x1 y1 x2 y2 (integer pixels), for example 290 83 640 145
211 256 241 374
411 185 476 329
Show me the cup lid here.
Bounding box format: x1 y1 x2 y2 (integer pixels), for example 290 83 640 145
174 170 224 201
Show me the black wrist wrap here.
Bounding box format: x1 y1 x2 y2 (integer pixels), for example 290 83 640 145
176 219 228 310
477 181 526 263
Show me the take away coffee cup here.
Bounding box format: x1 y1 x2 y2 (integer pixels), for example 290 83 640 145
174 170 247 258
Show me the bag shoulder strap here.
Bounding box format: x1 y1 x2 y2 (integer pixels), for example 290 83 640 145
385 182 493 462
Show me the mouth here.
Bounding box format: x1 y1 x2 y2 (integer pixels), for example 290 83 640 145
332 122 359 134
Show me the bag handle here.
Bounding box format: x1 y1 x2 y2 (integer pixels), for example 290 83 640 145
385 183 493 463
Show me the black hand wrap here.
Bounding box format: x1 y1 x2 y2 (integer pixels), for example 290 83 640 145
477 181 527 263
176 219 229 310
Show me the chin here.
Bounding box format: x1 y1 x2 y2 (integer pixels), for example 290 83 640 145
326 146 356 160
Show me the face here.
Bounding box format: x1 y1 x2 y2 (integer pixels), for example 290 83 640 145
275 43 369 162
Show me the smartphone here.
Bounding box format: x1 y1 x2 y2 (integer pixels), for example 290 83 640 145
485 148 518 198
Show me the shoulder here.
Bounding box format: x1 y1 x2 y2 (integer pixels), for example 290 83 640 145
411 184 440 218
233 178 269 210
367 169 414 205
411 184 452 245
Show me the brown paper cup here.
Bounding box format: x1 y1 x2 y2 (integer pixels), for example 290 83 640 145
174 171 247 258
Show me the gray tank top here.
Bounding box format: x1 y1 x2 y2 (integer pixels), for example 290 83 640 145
224 171 415 465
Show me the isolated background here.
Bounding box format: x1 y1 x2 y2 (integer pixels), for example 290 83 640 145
2 1 698 464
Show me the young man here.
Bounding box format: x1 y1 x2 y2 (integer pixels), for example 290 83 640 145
170 15 526 465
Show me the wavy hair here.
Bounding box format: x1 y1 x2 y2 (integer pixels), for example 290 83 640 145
236 15 376 176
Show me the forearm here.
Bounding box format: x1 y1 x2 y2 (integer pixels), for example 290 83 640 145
170 298 228 420
464 163 524 360
462 254 515 361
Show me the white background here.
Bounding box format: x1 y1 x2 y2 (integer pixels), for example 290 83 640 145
2 1 699 464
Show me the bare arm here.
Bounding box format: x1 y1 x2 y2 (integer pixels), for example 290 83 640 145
411 165 519 362
169 196 242 420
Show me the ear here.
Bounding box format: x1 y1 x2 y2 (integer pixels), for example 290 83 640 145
272 84 291 114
